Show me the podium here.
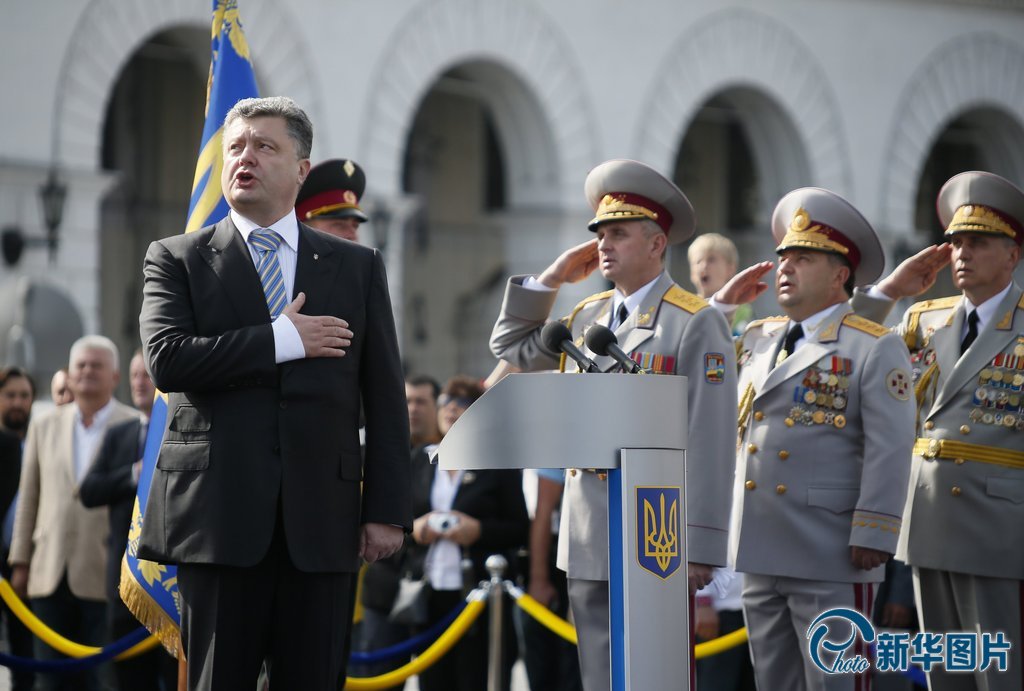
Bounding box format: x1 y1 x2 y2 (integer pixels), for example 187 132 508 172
438 372 690 691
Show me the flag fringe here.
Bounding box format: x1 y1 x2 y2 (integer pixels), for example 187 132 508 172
119 556 181 659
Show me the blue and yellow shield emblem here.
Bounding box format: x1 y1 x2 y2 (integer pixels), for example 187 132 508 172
636 486 681 579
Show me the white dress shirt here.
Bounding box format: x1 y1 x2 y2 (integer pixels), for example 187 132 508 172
230 209 305 364
72 399 116 484
425 466 465 591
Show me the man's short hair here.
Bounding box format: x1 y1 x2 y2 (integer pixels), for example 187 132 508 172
0 366 36 397
224 96 313 160
826 253 856 297
406 374 441 401
69 335 120 372
688 233 739 268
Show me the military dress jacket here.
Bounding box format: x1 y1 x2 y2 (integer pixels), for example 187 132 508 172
731 303 915 583
490 271 737 580
855 284 1024 580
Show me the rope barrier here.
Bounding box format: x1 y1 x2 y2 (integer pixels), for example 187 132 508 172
505 582 750 658
349 599 465 664
344 589 488 690
0 627 150 674
0 578 160 661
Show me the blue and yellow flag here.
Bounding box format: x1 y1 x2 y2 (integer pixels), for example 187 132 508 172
120 0 259 655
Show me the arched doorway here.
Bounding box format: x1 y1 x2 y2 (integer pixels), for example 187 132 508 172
99 27 207 381
912 107 1024 298
671 87 811 314
400 60 557 380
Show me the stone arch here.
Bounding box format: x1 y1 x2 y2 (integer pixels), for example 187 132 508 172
637 8 852 203
359 0 600 205
880 33 1024 236
54 0 321 170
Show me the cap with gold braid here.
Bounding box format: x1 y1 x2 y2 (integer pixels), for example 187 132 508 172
295 159 369 223
938 171 1024 245
772 187 884 287
584 159 695 245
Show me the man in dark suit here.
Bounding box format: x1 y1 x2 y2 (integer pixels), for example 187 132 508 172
136 96 411 691
80 350 175 690
0 366 36 691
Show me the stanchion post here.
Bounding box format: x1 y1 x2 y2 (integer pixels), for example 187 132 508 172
485 554 507 691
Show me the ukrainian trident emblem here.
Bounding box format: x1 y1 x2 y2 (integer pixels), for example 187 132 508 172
636 487 681 579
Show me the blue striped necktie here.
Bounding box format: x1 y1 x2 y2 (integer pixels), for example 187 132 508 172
248 229 287 318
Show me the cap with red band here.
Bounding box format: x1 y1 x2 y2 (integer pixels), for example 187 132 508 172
771 187 884 288
584 159 695 246
938 171 1024 246
296 159 369 223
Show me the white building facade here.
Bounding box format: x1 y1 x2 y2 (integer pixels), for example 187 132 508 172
2 0 1023 384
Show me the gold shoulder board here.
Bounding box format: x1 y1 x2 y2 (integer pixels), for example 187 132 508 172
564 289 614 330
662 286 708 314
907 295 961 314
842 314 889 338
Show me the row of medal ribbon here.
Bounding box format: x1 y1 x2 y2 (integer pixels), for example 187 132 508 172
789 362 852 429
970 352 1024 430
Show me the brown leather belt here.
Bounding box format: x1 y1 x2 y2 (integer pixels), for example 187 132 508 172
914 438 1024 470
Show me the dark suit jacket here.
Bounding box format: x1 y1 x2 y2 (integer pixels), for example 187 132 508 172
402 452 528 586
0 430 21 528
79 417 144 602
136 217 411 572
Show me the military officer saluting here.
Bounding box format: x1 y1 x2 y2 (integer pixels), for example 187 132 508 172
295 158 369 243
490 159 737 691
853 171 1024 690
730 188 916 691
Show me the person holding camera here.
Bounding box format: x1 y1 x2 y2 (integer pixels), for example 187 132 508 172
403 374 529 691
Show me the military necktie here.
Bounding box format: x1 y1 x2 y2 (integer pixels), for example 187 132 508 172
775 323 804 368
612 303 629 330
960 309 979 355
248 229 288 319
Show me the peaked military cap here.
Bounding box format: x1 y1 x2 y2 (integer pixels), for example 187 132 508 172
938 171 1024 245
584 159 696 245
295 159 369 223
772 187 884 287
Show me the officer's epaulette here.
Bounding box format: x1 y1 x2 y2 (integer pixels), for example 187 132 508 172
842 314 888 338
907 295 961 314
563 289 614 329
662 286 708 314
745 316 787 331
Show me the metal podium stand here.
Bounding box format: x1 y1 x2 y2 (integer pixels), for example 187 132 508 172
438 372 690 691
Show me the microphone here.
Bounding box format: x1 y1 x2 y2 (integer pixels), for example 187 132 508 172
541 322 600 373
585 325 643 374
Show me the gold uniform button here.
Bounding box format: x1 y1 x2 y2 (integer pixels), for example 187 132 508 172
747 443 758 454
775 484 787 495
924 421 935 430
954 458 965 465
745 480 757 491
778 450 790 460
754 411 764 422
960 425 970 435
951 486 962 497
569 469 577 477
784 418 795 427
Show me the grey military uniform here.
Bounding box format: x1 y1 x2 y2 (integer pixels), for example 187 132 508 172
854 285 1024 691
492 271 737 576
733 303 915 691
491 270 736 691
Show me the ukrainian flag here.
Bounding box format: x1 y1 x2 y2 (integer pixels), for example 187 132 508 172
120 0 259 655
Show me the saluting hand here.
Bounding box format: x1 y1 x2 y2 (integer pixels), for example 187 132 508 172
876 243 952 300
282 292 353 358
537 239 599 289
714 261 774 306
